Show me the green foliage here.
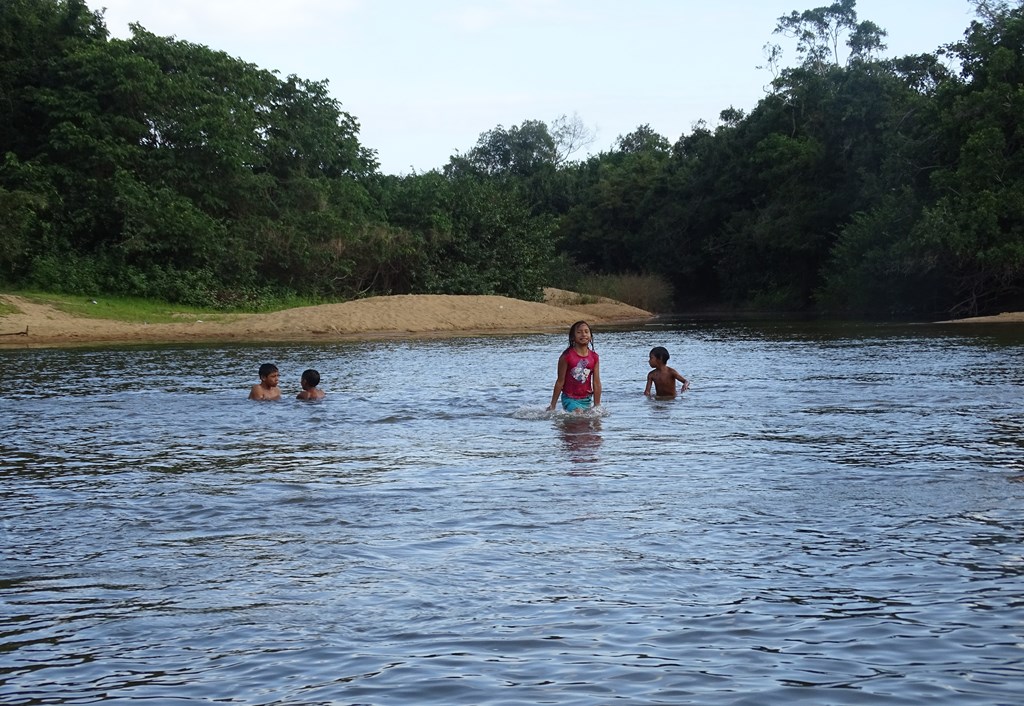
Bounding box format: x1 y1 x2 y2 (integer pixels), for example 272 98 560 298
377 169 554 300
0 0 394 308
27 251 102 294
0 184 49 283
576 273 674 313
901 1 1024 316
113 169 231 267
14 292 223 322
3 0 1023 319
541 252 589 292
426 175 554 300
451 120 557 178
6 290 311 321
557 124 673 275
772 0 887 72
817 190 943 315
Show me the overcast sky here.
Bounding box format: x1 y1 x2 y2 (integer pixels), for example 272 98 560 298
94 0 977 175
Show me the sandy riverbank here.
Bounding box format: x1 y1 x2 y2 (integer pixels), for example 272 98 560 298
0 288 654 349
937 311 1024 324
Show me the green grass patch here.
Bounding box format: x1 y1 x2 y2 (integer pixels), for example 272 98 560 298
15 291 234 323
7 291 293 322
1 290 359 322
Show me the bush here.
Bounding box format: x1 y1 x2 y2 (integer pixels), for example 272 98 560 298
575 273 674 312
28 253 101 294
543 252 587 292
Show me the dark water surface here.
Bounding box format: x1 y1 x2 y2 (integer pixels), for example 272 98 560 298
1 320 1023 705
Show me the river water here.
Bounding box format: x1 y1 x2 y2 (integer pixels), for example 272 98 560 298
1 320 1022 705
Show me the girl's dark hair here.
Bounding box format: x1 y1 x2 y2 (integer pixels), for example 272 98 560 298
301 369 320 386
567 320 593 350
650 346 669 363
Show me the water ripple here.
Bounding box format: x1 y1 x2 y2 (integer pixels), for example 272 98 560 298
1 325 1023 704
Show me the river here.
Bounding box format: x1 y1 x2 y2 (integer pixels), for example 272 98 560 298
1 319 1022 704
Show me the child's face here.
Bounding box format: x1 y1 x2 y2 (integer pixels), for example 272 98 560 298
649 353 659 369
261 371 280 388
573 324 591 347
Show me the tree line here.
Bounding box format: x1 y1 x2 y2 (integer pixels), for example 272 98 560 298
1 0 1022 317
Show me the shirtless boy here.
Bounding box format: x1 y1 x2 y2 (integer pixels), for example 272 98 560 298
644 346 689 397
248 363 282 400
296 369 325 400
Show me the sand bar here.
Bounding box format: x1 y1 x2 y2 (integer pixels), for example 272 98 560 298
0 289 654 349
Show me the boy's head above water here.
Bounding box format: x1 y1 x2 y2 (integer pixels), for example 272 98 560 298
300 369 320 388
258 363 279 384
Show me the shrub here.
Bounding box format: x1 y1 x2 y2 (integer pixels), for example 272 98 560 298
575 273 674 312
28 253 101 294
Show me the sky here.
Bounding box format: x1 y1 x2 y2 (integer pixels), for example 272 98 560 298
93 0 978 175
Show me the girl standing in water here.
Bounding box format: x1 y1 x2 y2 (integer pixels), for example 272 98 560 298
548 320 602 412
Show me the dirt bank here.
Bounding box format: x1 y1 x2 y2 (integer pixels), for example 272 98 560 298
0 288 653 349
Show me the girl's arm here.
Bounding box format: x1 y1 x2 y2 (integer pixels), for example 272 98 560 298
591 360 602 406
549 354 568 409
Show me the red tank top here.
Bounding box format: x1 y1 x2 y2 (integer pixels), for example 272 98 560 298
562 347 598 399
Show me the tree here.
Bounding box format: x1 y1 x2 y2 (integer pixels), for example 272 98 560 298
615 124 671 154
0 0 108 155
0 1 385 303
556 125 672 274
550 112 595 165
770 0 887 73
448 119 558 179
907 1 1024 315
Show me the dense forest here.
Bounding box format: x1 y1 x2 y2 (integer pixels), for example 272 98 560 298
1 0 1022 317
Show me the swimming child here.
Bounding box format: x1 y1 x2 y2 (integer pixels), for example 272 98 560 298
549 320 602 413
296 369 325 400
644 346 689 397
248 363 281 400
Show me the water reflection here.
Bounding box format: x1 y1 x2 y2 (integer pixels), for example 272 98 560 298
557 415 602 465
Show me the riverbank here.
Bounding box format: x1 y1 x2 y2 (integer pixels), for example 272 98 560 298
939 311 1024 324
0 289 653 349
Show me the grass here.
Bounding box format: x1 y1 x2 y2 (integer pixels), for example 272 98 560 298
2 291 240 323
575 273 674 313
0 290 348 323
